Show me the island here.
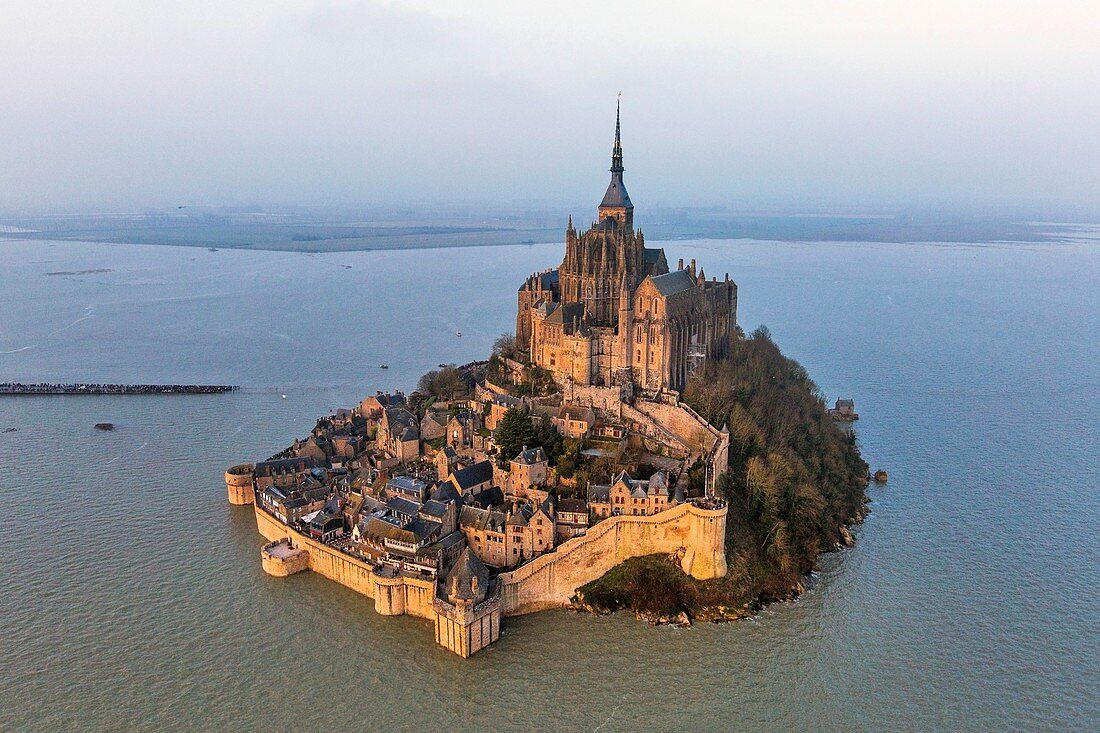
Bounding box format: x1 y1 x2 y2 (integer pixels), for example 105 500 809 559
226 106 868 657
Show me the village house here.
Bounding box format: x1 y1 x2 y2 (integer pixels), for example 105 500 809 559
358 391 406 420
419 498 458 536
419 411 449 441
377 406 420 463
484 393 523 431
433 444 461 478
356 514 443 576
555 498 589 541
510 496 556 561
259 482 329 525
458 504 509 567
443 460 495 498
305 501 344 542
553 405 596 439
386 476 430 503
253 456 319 491
509 446 549 491
446 411 480 449
587 470 671 518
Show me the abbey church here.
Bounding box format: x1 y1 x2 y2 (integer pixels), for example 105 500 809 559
516 105 738 394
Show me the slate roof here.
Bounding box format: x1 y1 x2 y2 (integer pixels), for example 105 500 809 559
587 483 611 503
506 504 534 527
363 516 417 544
557 405 595 423
557 498 588 515
386 495 422 518
458 505 506 533
444 548 490 603
545 302 584 327
254 456 317 477
419 499 450 518
599 174 632 210
448 460 494 492
518 269 560 292
384 406 418 431
512 446 547 465
432 481 463 505
363 515 440 544
388 476 427 498
466 486 504 509
648 269 697 297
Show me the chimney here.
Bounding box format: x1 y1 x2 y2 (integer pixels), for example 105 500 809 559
677 258 684 270
689 259 696 277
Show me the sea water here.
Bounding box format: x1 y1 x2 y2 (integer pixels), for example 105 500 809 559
0 236 1096 732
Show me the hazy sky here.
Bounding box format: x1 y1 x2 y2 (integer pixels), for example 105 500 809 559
2 1 1098 214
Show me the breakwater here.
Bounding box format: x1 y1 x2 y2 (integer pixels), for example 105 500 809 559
0 382 238 395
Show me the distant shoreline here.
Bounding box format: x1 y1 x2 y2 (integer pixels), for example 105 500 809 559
0 213 1094 254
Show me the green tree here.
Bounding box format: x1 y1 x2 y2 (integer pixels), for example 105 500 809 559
494 407 536 465
533 419 564 463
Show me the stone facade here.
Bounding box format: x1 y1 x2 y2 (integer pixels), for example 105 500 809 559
517 106 737 394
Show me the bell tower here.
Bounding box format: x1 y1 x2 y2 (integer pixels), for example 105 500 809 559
597 98 633 230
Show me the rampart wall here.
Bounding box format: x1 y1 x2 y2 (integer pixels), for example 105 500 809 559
254 506 437 620
496 501 727 615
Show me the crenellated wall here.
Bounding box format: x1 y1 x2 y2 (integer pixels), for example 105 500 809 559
496 501 727 615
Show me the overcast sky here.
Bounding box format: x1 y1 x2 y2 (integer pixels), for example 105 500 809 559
2 1 1098 214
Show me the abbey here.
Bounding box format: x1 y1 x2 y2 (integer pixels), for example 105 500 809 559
517 105 738 393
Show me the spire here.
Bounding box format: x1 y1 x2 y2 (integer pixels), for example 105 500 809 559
598 95 633 225
611 94 623 174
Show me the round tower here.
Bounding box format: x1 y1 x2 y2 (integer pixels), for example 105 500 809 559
225 463 255 505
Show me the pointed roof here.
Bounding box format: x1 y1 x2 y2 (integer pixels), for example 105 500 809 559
599 99 633 211
444 547 490 603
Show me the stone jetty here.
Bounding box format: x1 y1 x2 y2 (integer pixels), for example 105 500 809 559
0 382 238 395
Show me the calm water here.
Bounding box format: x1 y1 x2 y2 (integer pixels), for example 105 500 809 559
0 236 1097 732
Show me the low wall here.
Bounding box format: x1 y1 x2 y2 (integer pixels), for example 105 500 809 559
253 507 437 620
261 542 309 576
634 400 718 456
496 502 727 615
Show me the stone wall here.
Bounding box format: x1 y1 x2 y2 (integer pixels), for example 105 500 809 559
260 541 309 576
226 464 255 505
633 400 718 456
558 382 626 415
496 501 727 615
254 506 437 620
